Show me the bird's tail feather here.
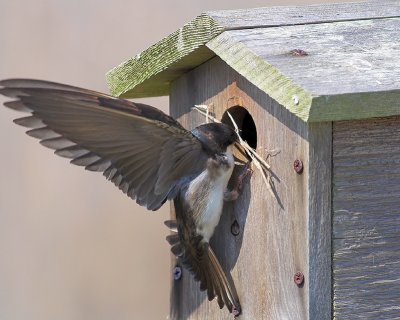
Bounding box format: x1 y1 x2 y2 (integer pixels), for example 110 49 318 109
165 219 241 316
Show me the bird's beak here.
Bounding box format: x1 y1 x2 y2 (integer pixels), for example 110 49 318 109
233 142 251 164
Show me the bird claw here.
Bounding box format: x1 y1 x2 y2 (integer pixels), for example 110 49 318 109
224 161 252 202
236 160 253 191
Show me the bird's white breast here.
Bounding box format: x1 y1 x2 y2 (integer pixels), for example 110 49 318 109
186 148 234 242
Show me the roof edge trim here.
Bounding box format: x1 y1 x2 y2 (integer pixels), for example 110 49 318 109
106 14 223 97
207 32 313 122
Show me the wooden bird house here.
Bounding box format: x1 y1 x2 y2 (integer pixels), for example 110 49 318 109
107 2 400 319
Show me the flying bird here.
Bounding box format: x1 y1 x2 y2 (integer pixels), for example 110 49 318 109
0 79 251 316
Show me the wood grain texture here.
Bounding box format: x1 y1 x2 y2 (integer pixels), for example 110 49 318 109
107 1 400 106
228 17 400 95
308 123 332 320
106 14 221 98
206 1 400 29
332 116 400 319
169 56 332 319
210 17 400 122
206 31 313 122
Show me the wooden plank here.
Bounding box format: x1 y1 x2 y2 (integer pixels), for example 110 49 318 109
310 91 400 122
332 116 400 319
210 17 400 122
206 1 400 29
112 46 215 98
307 123 332 320
169 56 331 319
106 15 222 98
107 1 400 100
227 18 400 96
206 31 313 122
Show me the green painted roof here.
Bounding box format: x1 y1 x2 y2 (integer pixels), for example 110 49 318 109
107 1 400 122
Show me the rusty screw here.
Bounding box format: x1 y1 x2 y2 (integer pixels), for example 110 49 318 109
294 271 304 286
293 159 304 174
173 266 182 281
231 220 240 236
290 49 308 56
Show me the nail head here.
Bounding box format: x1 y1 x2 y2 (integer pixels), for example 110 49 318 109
292 95 299 105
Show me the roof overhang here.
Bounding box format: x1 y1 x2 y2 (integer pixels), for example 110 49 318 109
107 1 400 122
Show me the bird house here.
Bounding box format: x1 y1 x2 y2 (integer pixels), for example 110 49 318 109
107 2 400 319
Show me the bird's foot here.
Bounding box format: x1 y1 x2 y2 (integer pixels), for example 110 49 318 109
224 161 252 201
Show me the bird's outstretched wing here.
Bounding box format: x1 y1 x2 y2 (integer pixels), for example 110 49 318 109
168 197 241 315
0 79 208 210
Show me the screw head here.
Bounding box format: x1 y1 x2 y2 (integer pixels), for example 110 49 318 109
294 271 304 286
173 266 182 281
293 159 304 174
290 49 308 56
231 220 240 236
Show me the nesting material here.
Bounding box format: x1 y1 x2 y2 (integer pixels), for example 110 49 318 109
193 105 275 196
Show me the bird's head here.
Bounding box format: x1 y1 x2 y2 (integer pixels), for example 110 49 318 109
191 122 237 153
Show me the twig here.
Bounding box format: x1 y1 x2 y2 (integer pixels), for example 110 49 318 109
192 105 275 196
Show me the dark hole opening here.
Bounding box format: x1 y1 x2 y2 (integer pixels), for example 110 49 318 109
221 106 257 150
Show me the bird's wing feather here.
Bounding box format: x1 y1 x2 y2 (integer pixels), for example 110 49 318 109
0 79 208 210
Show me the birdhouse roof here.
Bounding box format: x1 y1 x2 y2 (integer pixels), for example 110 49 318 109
107 1 400 122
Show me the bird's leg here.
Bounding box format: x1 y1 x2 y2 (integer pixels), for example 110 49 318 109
224 161 252 202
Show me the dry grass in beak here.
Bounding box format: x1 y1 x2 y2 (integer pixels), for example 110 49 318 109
193 105 275 196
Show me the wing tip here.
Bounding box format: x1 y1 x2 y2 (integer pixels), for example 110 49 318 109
232 305 241 318
0 78 39 87
3 100 31 112
164 220 178 232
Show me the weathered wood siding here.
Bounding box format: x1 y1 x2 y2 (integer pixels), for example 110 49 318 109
206 1 400 29
333 116 400 319
108 0 400 101
169 57 332 319
208 17 400 122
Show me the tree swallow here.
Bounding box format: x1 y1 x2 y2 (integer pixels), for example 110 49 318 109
0 79 251 316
